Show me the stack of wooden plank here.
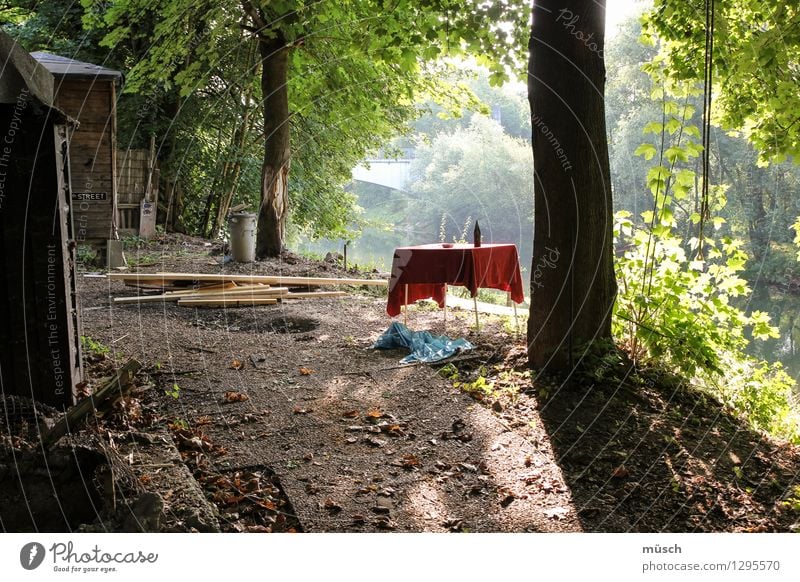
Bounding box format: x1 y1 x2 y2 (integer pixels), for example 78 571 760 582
109 271 387 308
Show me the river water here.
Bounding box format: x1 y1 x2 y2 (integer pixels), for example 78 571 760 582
744 283 800 384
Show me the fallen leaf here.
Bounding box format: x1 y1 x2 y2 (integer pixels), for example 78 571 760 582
223 391 249 403
342 409 359 419
76 381 91 398
256 500 278 512
401 454 421 469
366 408 384 420
612 465 630 479
364 436 387 448
230 359 244 370
298 367 315 375
195 415 213 426
322 498 342 514
385 424 405 437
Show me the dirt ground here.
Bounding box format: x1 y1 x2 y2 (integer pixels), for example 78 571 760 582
4 233 799 533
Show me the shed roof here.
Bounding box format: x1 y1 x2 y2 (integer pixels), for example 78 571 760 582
0 32 55 107
30 52 122 81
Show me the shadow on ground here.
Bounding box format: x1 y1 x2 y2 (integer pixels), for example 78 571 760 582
535 368 800 532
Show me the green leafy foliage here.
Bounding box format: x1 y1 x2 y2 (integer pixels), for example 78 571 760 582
81 336 110 356
643 0 800 163
408 114 534 257
614 66 800 443
165 383 181 399
76 0 530 241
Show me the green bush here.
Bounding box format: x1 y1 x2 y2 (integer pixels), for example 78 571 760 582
614 213 800 443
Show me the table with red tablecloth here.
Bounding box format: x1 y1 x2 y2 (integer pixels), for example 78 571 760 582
387 243 525 317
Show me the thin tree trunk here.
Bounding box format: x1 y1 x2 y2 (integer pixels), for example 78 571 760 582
211 161 232 237
210 38 259 239
201 122 228 237
256 35 290 258
171 181 186 234
527 0 617 370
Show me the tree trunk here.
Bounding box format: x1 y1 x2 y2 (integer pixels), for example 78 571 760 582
527 0 617 370
256 36 291 258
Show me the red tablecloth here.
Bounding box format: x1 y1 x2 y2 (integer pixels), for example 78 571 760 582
387 243 525 317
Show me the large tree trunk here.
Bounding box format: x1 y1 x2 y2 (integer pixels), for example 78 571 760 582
527 0 617 370
256 36 290 258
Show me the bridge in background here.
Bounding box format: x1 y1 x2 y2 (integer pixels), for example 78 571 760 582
351 151 413 191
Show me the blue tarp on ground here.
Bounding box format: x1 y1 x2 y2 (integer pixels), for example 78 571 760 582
372 322 474 364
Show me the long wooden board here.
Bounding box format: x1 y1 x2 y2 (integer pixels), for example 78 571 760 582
161 282 243 296
113 287 289 304
177 298 279 307
109 272 388 287
175 287 290 301
282 291 348 299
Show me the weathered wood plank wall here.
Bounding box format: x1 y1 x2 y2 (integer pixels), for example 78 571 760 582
52 78 117 243
0 103 82 407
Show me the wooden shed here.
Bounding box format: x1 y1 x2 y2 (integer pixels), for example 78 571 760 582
0 32 83 408
30 52 121 245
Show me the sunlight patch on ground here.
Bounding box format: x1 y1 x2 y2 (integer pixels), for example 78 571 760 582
404 481 453 529
466 406 583 531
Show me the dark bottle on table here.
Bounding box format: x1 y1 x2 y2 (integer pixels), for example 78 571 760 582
473 221 482 247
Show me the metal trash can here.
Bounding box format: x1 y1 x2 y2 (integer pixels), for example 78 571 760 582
228 212 257 262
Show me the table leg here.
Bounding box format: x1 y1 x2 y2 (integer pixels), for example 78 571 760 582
443 284 447 334
404 284 408 327
473 296 480 332
513 299 519 337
